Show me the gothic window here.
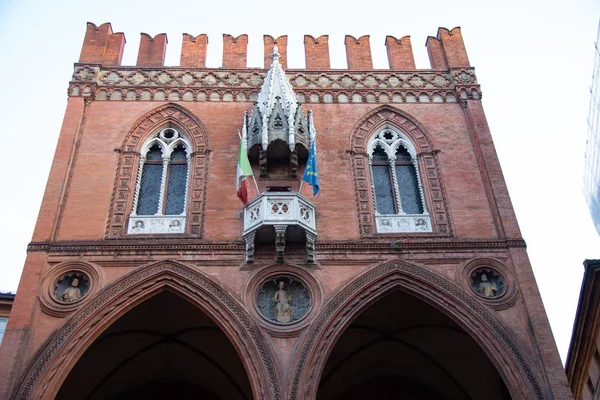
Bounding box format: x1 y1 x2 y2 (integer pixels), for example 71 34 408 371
368 126 432 233
127 127 191 234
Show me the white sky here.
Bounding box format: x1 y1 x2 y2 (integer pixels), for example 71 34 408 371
0 0 599 363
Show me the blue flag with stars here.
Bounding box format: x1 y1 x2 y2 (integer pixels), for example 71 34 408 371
303 140 320 196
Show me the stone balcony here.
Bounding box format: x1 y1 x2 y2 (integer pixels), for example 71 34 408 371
243 192 317 263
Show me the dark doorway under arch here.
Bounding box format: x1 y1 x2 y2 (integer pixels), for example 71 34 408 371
56 290 253 400
317 290 511 400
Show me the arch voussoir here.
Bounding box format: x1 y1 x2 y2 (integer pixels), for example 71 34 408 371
288 260 549 400
12 260 282 400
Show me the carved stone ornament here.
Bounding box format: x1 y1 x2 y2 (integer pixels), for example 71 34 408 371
105 103 209 238
70 64 482 104
256 275 311 325
470 267 505 299
459 258 517 311
350 106 453 237
39 261 104 317
245 265 321 338
54 273 89 303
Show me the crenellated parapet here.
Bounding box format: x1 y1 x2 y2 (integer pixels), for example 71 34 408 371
79 22 125 65
426 27 470 69
264 35 287 69
137 33 167 67
71 23 481 103
180 34 208 68
304 35 330 69
222 34 248 68
385 35 416 70
345 35 373 70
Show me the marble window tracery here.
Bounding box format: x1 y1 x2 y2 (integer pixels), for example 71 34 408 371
128 127 190 234
368 125 431 233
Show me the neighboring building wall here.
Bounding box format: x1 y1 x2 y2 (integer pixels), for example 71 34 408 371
0 23 573 400
0 293 15 346
566 260 600 400
585 21 600 236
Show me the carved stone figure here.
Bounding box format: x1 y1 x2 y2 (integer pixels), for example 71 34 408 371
61 278 82 302
478 274 498 298
256 275 311 324
169 220 181 231
274 281 293 323
132 220 144 232
470 268 505 299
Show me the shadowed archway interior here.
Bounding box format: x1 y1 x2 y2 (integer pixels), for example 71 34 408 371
56 290 253 400
317 289 511 400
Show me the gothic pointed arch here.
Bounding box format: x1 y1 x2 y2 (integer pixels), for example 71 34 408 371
288 260 549 400
105 103 210 237
348 105 452 236
11 260 282 400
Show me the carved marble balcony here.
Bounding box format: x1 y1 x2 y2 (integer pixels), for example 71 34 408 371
243 192 316 263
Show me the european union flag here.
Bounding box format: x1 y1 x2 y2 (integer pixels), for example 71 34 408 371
302 140 320 196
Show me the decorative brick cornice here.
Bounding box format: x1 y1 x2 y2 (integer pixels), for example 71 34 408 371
27 238 526 256
69 64 481 104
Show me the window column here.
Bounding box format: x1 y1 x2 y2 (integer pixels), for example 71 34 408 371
155 155 170 216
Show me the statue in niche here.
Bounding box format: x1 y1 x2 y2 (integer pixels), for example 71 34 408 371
478 274 498 298
274 281 293 323
470 268 505 299
256 276 311 324
55 273 89 303
61 277 82 302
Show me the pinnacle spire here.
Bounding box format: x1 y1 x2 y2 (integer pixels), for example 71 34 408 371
271 45 280 64
255 44 298 151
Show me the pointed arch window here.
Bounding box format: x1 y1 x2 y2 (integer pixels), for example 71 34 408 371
368 126 432 233
127 127 191 234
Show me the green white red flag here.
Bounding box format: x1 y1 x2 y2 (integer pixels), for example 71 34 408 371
236 138 253 204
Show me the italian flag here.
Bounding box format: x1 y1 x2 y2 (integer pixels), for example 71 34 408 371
236 138 253 204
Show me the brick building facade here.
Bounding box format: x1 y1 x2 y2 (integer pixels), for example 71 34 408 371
0 22 573 399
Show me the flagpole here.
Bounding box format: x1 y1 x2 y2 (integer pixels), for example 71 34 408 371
300 110 319 196
238 130 260 195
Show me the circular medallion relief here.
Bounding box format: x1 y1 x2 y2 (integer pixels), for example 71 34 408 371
39 261 104 317
256 276 311 325
53 272 90 303
470 267 505 299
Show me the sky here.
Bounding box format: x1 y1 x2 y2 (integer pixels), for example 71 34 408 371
0 0 599 363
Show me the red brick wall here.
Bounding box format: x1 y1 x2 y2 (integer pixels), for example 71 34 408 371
43 101 502 242
0 24 573 400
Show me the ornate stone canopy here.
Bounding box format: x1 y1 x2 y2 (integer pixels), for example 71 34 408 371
244 46 312 154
